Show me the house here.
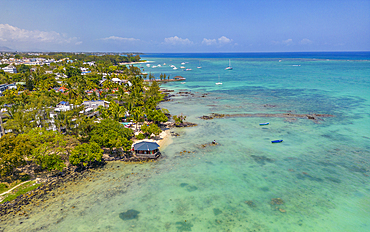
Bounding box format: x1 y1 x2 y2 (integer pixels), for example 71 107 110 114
0 84 9 95
132 141 161 159
54 86 67 93
111 77 127 85
55 101 71 112
82 100 109 110
2 65 17 74
0 83 21 95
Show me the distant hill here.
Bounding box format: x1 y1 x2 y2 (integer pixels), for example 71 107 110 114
0 46 13 52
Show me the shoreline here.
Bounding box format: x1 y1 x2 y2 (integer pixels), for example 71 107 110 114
131 129 173 152
0 90 177 214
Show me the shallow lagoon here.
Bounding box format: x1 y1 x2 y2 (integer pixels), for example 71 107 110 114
1 54 369 231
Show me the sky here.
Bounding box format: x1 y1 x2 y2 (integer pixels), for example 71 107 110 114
0 0 369 53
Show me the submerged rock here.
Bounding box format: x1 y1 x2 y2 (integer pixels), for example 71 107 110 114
213 208 222 216
250 155 274 165
119 209 140 220
244 200 257 208
175 221 193 231
270 198 284 205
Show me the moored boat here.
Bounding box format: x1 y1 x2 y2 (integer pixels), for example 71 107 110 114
259 122 269 126
271 140 283 143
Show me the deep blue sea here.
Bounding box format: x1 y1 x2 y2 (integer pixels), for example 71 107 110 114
2 52 370 231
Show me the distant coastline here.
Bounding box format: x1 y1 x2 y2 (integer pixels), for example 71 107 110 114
141 51 370 60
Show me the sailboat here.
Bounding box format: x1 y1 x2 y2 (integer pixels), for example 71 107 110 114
225 59 233 70
197 61 202 69
216 75 222 85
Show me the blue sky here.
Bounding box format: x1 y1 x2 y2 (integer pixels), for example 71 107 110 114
0 0 369 52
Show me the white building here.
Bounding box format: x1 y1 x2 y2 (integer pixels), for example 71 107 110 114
2 65 17 74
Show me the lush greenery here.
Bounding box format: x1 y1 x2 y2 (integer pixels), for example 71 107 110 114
0 53 169 182
173 114 186 125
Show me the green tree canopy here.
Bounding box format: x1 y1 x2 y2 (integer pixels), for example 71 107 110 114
0 133 33 177
89 119 133 152
69 142 103 167
141 123 161 137
27 128 76 171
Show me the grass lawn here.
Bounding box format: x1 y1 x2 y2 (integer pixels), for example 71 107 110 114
1 181 42 204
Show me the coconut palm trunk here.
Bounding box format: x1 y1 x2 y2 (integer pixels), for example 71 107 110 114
0 113 5 137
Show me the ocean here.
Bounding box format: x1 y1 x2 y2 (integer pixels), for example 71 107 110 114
2 52 369 231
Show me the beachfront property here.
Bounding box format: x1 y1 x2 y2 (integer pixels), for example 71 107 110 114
132 141 161 159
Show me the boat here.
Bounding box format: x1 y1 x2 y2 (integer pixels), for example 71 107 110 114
173 67 178 70
181 82 186 84
180 66 186 69
185 68 192 71
146 64 151 67
271 140 283 143
181 62 186 65
215 75 222 85
259 122 269 126
197 61 202 69
225 59 233 70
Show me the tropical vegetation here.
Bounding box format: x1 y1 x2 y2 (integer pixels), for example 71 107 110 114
0 52 169 184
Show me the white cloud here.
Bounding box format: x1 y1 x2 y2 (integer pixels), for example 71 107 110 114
300 38 313 45
202 38 217 45
202 36 233 46
272 39 294 46
0 24 77 44
282 39 293 45
218 36 232 44
163 36 193 45
100 36 140 42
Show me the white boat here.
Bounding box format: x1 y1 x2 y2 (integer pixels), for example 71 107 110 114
146 64 151 67
180 66 186 69
181 62 186 65
185 68 192 71
163 63 166 65
181 82 186 84
173 67 178 70
216 75 222 85
152 66 157 68
157 64 161 67
225 59 233 70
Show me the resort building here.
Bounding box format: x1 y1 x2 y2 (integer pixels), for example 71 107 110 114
132 141 160 159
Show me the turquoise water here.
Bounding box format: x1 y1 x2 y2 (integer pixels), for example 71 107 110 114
1 53 370 231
